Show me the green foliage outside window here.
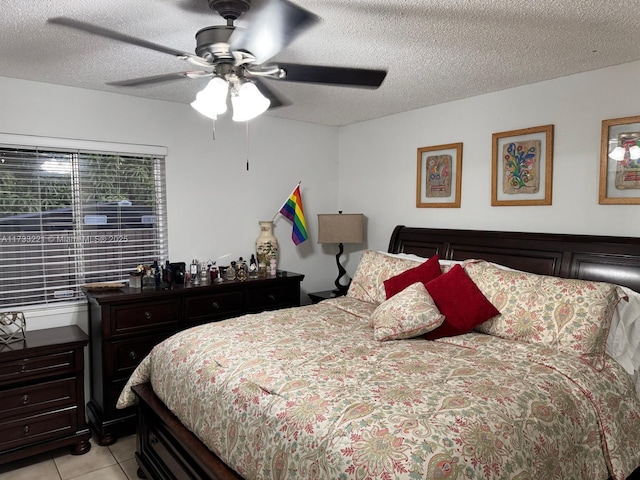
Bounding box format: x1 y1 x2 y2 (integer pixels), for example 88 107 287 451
0 152 155 216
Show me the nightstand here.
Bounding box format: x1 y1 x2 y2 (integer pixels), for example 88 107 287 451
308 290 345 304
0 325 91 465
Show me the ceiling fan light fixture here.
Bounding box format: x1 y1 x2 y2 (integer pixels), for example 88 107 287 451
190 99 217 119
190 76 229 119
231 81 271 122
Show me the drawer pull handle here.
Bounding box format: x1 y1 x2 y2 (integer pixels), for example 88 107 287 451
20 364 27 373
268 294 277 302
144 311 152 320
22 394 29 404
211 301 220 310
23 426 30 435
129 351 137 360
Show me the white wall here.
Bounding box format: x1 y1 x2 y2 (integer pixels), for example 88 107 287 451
338 60 640 270
3 59 640 328
0 76 340 329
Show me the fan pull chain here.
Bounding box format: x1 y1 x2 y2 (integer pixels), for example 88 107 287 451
246 122 249 171
211 117 216 141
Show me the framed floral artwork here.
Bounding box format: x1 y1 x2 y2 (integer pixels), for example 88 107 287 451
416 142 462 208
599 115 640 204
491 124 554 206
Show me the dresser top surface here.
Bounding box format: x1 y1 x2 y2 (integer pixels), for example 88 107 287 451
83 270 304 303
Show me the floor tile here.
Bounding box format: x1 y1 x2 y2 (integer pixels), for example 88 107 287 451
68 464 127 480
0 457 60 480
54 440 117 480
0 435 137 480
118 459 140 480
107 435 136 464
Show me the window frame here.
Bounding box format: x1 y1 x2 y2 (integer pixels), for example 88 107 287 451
0 133 168 309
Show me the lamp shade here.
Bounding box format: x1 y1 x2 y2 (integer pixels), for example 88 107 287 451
190 77 228 119
317 214 364 244
231 82 271 122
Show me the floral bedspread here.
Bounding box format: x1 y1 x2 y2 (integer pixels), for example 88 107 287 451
117 297 640 480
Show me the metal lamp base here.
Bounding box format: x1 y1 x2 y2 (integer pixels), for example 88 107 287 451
333 242 350 295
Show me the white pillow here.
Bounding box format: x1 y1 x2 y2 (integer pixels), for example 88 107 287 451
379 251 468 268
606 286 640 375
378 251 427 262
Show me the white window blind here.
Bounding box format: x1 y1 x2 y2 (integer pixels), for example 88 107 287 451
0 138 168 308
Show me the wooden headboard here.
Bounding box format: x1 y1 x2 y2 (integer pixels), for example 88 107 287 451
388 226 640 294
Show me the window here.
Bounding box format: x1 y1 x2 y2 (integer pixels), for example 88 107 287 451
0 135 168 308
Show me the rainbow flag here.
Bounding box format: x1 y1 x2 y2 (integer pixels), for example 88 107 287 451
279 184 308 245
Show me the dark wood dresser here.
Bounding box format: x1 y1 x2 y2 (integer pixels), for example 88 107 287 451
84 271 304 445
0 325 91 465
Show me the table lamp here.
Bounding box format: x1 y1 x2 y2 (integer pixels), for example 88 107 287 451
317 212 364 295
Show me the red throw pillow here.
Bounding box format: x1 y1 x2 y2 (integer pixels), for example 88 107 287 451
423 264 500 339
383 255 442 299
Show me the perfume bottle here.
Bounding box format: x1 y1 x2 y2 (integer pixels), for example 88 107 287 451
236 257 248 281
200 262 209 283
225 261 237 281
153 260 161 286
209 262 220 283
248 254 258 279
142 269 155 288
190 259 200 285
270 258 277 276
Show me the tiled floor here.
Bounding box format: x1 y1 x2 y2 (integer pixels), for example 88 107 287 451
0 434 138 480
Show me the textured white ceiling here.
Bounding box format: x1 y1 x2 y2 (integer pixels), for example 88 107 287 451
2 0 640 126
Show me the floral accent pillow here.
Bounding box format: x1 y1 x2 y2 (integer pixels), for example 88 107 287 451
347 250 421 304
371 282 445 341
464 260 626 369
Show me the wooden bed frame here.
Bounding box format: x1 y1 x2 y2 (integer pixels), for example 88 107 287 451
131 226 640 480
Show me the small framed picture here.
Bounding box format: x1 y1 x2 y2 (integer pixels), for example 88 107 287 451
491 124 554 206
416 142 462 208
599 115 640 204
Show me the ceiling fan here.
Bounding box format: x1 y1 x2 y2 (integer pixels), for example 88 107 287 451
47 0 388 121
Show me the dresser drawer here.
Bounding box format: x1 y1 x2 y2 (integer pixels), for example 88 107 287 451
0 351 76 386
111 300 181 336
111 334 168 379
185 292 243 323
246 285 297 311
0 406 77 451
0 378 76 420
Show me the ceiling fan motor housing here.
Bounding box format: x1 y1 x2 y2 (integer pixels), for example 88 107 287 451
208 0 251 20
195 25 235 59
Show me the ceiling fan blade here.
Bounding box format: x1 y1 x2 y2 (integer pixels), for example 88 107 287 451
107 71 209 87
47 17 200 61
274 63 387 89
253 78 290 109
228 0 319 64
174 0 212 14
